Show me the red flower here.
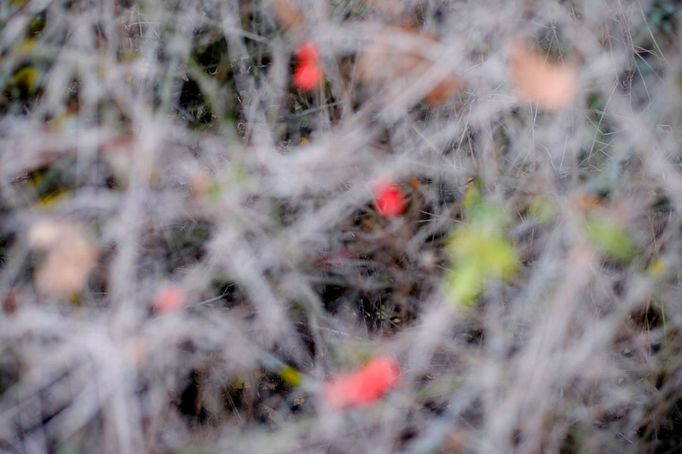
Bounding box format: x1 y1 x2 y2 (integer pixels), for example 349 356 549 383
323 356 400 409
374 181 406 218
293 41 322 91
153 285 187 312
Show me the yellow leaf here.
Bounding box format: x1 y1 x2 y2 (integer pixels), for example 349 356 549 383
38 189 70 208
279 365 302 387
18 38 35 56
12 66 39 92
648 258 666 276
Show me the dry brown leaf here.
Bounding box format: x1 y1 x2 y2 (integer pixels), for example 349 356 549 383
187 167 215 201
100 136 135 186
509 40 577 110
358 25 430 83
27 219 63 249
425 74 464 105
273 0 304 30
442 429 472 452
570 193 603 213
362 0 405 15
3 289 19 316
125 337 149 368
358 25 463 105
29 220 99 297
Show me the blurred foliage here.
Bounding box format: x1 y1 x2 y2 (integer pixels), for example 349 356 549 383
527 196 556 223
646 0 678 41
446 182 519 307
1 12 46 112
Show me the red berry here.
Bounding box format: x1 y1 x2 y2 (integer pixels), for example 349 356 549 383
153 285 187 312
293 61 321 91
374 181 406 218
297 41 319 63
324 356 400 409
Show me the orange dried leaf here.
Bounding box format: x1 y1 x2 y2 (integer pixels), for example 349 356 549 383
509 40 577 110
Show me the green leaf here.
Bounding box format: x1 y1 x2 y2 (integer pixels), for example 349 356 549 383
461 180 482 219
448 225 519 279
584 216 635 262
445 191 519 307
527 196 556 223
445 264 484 306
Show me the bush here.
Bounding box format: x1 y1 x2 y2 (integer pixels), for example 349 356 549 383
1 0 681 452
